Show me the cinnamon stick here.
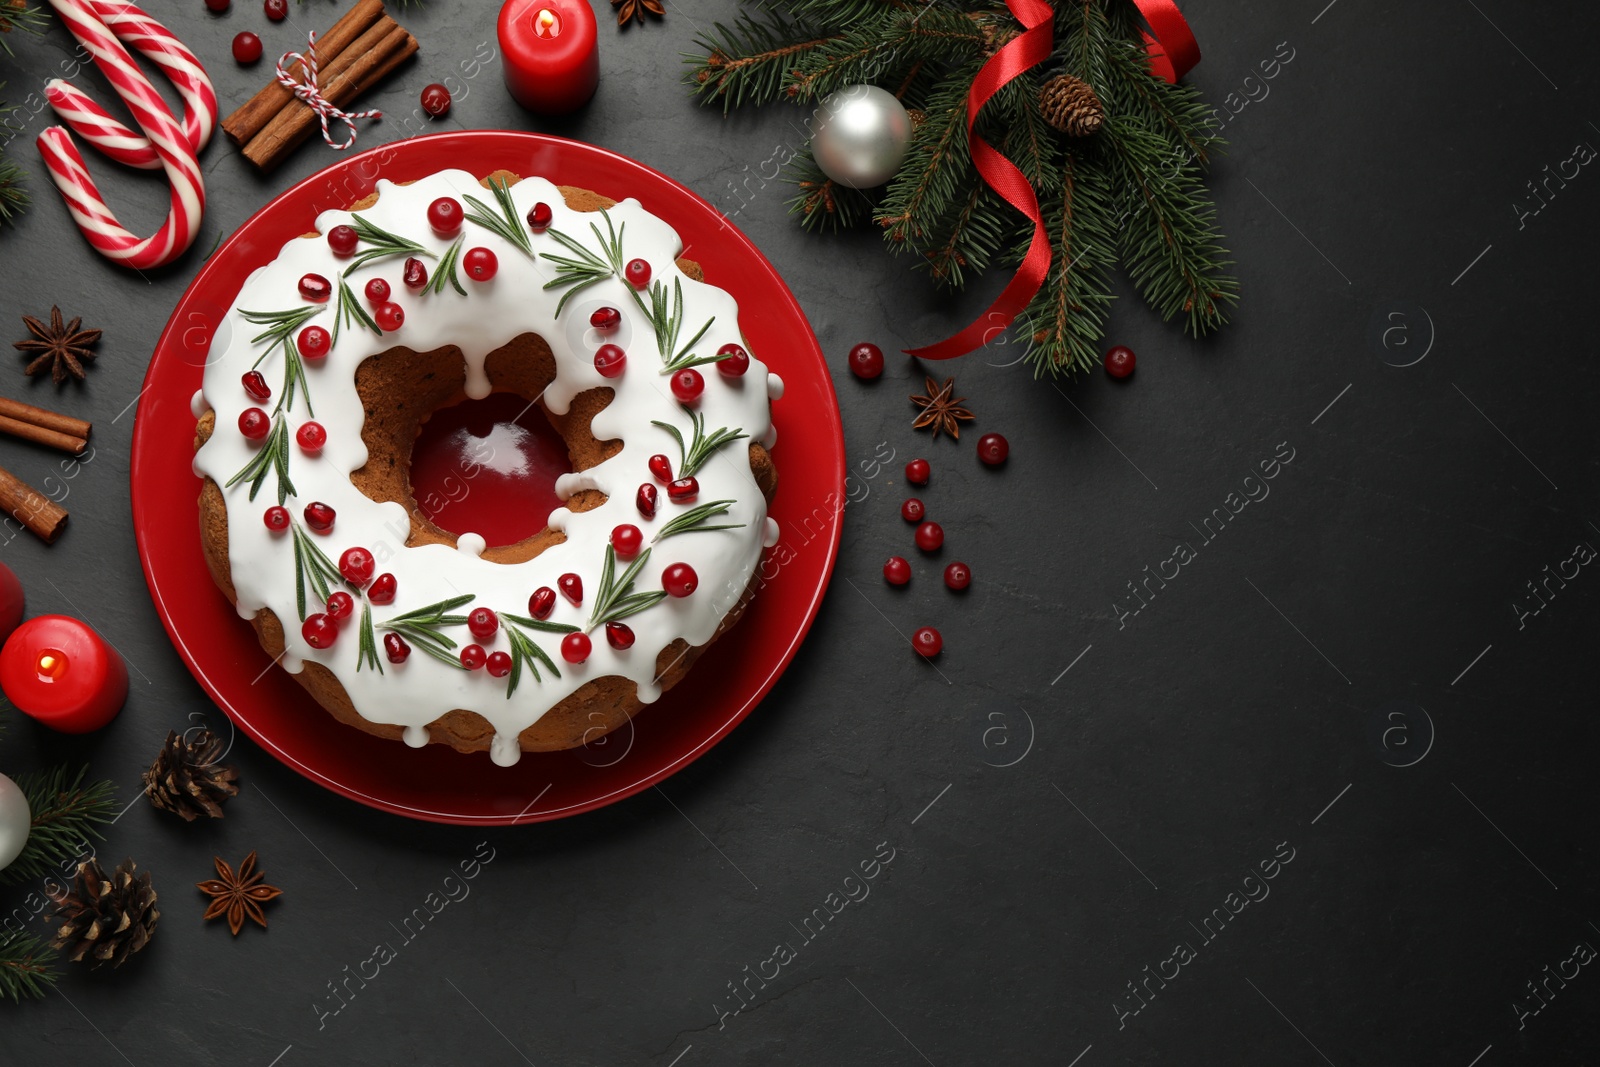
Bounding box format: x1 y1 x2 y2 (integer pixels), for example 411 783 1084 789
221 0 386 146
0 464 68 544
0 415 86 456
0 397 91 440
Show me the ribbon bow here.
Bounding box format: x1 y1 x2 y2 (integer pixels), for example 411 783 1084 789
275 30 381 151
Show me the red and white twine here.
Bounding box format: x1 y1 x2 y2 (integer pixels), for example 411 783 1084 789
275 31 382 152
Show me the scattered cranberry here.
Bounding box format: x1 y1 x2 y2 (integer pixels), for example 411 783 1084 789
460 643 487 670
296 421 326 453
528 587 556 619
605 623 635 650
561 632 592 664
915 521 944 552
232 32 262 64
670 368 704 403
977 433 1009 466
848 342 884 380
368 573 397 604
339 547 375 587
590 306 621 331
204 0 229 12
242 370 271 401
901 498 925 522
612 524 643 559
263 506 290 532
486 651 512 678
374 302 405 332
263 0 286 19
912 626 943 658
593 344 626 378
238 407 270 441
298 324 331 359
667 477 698 503
662 562 698 598
364 278 391 304
327 225 358 258
302 614 337 649
325 591 354 622
883 556 911 585
944 561 971 591
467 607 499 641
648 454 673 483
558 573 582 605
464 247 498 281
1104 344 1136 379
636 484 658 518
625 258 651 288
299 273 332 302
384 633 410 663
420 83 452 118
304 501 335 533
427 196 462 236
527 202 553 231
905 458 930 485
717 343 750 377
403 257 428 291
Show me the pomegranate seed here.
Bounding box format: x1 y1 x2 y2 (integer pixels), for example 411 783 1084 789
427 197 463 236
368 573 397 604
364 278 391 304
467 607 499 640
529 587 556 619
594 344 626 378
944 561 972 590
605 622 635 650
384 633 410 663
296 421 326 453
420 83 451 118
486 651 512 678
977 433 1009 466
905 458 930 485
527 202 553 231
327 225 358 257
625 258 651 288
716 343 749 377
460 644 487 670
883 556 911 585
302 613 337 648
464 247 498 281
325 591 354 621
403 257 428 291
912 626 943 658
590 306 621 331
232 31 262 64
1104 345 1136 379
667 477 698 503
298 325 331 359
915 521 944 552
299 273 332 302
648 454 673 483
263 506 290 532
558 573 582 605
561 632 591 664
901 498 925 523
242 370 271 401
339 547 375 587
304 501 335 533
662 562 698 598
374 302 404 332
636 484 658 518
849 342 884 379
611 524 643 559
238 408 270 440
670 368 704 403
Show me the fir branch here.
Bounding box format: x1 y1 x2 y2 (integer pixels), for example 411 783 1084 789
224 412 296 504
345 215 434 273
499 614 577 697
652 499 744 542
785 9 990 103
463 177 534 258
1017 147 1116 377
586 546 668 631
0 766 115 886
242 305 323 416
784 151 875 232
426 236 468 296
651 407 748 478
291 521 341 620
0 4 47 56
877 62 982 246
377 595 473 670
332 276 380 345
684 12 844 112
0 933 58 1003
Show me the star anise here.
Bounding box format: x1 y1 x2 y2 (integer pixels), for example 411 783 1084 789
910 375 976 441
611 0 663 27
196 851 282 936
14 306 101 385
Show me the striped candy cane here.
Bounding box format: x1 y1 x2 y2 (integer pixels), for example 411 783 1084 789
37 0 209 270
43 0 215 170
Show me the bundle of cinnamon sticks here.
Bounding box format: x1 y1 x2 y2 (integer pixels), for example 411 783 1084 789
222 0 419 172
0 397 89 544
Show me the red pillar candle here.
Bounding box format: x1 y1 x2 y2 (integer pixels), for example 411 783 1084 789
498 0 599 114
0 614 129 733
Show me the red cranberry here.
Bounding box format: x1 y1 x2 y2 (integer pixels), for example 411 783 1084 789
368 573 397 604
636 484 658 518
460 643 487 670
558 573 582 605
232 31 262 64
648 454 673 483
374 302 404 332
486 651 512 678
339 547 375 587
528 587 556 619
299 273 332 302
298 325 331 359
238 408 270 440
605 622 635 650
383 633 410 663
427 196 462 236
915 521 943 552
263 506 290 532
204 0 229 12
1104 344 1136 379
593 344 626 378
561 632 591 664
662 562 698 598
467 607 499 640
944 561 971 590
625 259 651 288
327 225 358 258
402 257 428 291
667 477 699 503
527 202 553 231
304 501 335 533
296 421 326 453
849 342 884 379
364 278 391 304
464 247 498 281
302 613 337 648
590 306 621 331
901 498 925 522
263 0 286 20
912 626 943 658
905 458 930 485
242 370 271 401
883 556 911 585
611 524 643 559
670 368 704 403
717 343 749 377
420 83 451 118
977 433 1009 466
325 591 354 622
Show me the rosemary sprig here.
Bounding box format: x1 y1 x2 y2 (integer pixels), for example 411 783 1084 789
647 276 721 372
463 177 533 258
224 412 296 504
290 521 342 620
540 227 614 318
652 499 744 542
587 545 668 631
355 600 382 673
345 215 434 274
332 276 380 345
499 613 578 697
377 594 474 670
241 305 322 415
650 407 748 478
426 236 468 296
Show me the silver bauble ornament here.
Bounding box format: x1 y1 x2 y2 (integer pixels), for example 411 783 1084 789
0 771 30 872
810 85 912 189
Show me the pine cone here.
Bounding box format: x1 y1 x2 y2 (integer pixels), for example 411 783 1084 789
1039 74 1104 137
906 108 926 132
142 729 239 821
48 857 159 969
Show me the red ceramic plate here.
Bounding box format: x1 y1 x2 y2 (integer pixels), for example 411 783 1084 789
130 132 843 824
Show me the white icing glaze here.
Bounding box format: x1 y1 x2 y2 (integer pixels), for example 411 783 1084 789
767 372 785 400
190 388 208 419
192 171 777 766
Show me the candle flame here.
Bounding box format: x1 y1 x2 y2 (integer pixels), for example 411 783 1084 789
36 649 68 682
533 7 561 38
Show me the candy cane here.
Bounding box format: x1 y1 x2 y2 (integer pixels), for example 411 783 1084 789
37 0 208 270
43 0 214 170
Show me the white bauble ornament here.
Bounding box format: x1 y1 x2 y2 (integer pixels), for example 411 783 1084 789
0 771 30 872
810 85 912 189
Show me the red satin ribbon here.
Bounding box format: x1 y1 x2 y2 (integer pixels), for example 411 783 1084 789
907 0 1200 361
